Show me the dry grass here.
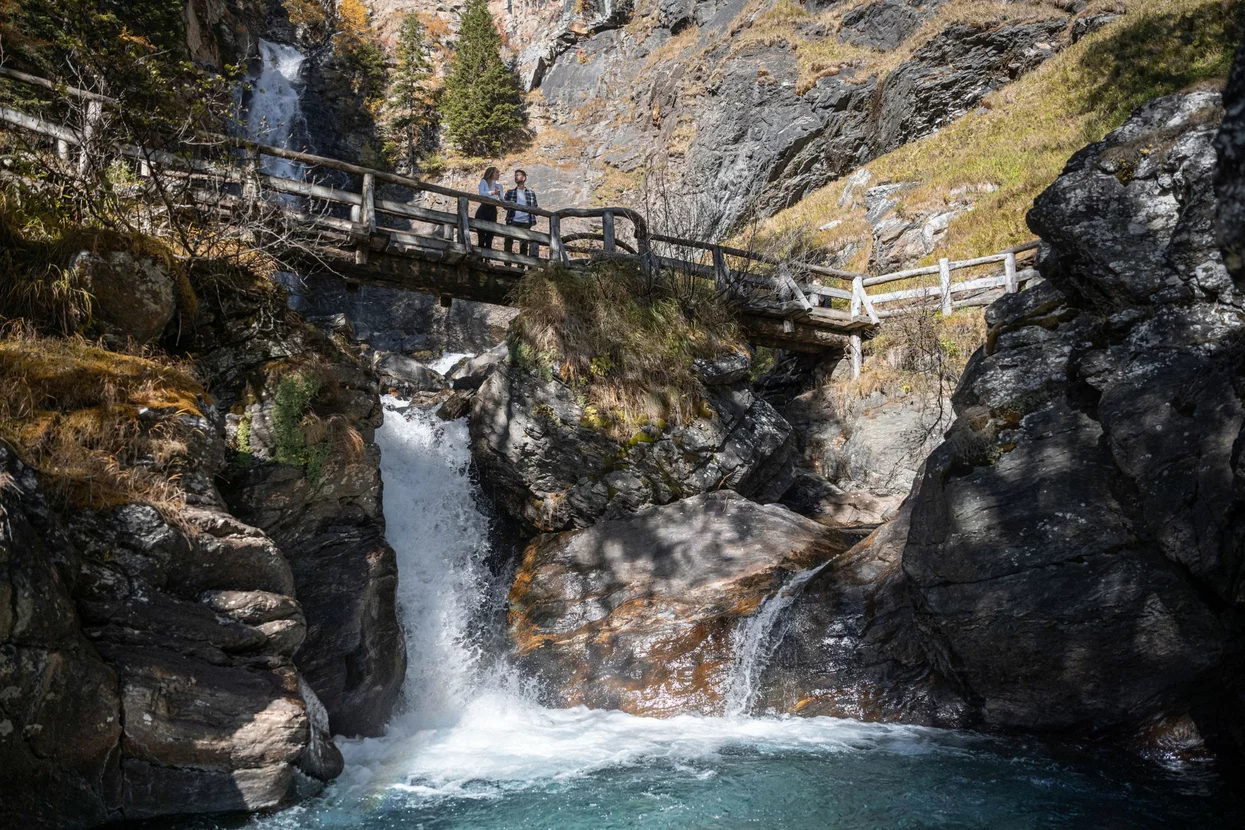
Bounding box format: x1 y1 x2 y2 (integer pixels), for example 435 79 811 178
510 260 744 432
759 0 1240 267
826 306 987 411
0 187 198 334
0 324 206 512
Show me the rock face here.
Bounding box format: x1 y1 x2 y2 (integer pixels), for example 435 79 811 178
757 501 969 725
524 6 1072 236
509 491 847 716
0 431 343 826
72 251 176 346
189 279 406 738
290 274 516 355
765 90 1245 760
470 363 797 531
907 90 1239 734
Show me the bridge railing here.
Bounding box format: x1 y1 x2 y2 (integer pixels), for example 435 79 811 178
0 66 1043 376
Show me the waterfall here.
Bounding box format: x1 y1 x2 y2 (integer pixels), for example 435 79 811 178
374 398 501 729
239 398 1192 827
723 564 828 716
244 39 307 181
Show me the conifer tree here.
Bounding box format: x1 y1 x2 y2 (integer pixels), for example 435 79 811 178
382 13 434 173
442 0 525 156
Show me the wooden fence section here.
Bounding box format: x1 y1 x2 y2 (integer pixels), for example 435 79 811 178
0 67 1043 377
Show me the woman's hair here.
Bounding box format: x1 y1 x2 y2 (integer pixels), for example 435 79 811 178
483 166 499 181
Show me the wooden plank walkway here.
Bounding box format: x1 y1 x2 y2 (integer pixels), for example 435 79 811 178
0 67 1041 374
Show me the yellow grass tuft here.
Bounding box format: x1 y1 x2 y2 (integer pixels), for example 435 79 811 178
0 325 206 512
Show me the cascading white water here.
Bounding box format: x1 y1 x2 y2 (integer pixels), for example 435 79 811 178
724 565 828 716
374 399 499 728
245 40 307 180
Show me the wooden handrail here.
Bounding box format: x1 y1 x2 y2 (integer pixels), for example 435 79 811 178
0 68 1053 377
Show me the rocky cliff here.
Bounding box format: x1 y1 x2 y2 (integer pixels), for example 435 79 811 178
495 69 1245 772
765 85 1245 762
0 260 405 825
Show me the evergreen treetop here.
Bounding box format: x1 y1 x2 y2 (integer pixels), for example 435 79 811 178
442 0 525 157
382 12 435 173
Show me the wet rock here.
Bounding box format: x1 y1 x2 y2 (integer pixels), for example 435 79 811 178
470 364 797 531
72 250 176 345
509 492 848 716
374 352 447 394
448 342 508 390
757 500 970 724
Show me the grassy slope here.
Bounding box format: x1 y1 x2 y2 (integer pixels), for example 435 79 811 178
759 0 1242 269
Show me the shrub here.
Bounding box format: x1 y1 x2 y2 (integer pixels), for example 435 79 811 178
271 372 331 486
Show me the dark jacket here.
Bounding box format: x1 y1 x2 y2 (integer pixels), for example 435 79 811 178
504 187 539 225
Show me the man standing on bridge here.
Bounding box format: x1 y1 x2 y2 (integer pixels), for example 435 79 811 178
504 170 540 259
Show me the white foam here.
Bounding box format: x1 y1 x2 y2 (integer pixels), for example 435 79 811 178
427 352 474 375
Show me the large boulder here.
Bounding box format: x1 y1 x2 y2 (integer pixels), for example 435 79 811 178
72 251 176 345
508 491 847 716
470 364 797 531
191 283 406 738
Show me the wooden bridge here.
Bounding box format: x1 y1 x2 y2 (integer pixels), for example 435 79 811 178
0 67 1040 376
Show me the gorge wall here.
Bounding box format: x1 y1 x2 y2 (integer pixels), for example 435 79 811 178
495 51 1245 770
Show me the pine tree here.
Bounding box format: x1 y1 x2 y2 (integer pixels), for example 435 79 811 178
382 13 434 173
442 0 525 157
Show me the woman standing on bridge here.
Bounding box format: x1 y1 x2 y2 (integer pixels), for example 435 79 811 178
476 166 503 249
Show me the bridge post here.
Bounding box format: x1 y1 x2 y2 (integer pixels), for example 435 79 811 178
78 98 101 177
457 196 473 253
1004 251 1018 293
939 257 952 316
550 215 567 264
712 246 730 291
850 276 862 321
602 210 616 253
356 172 376 265
849 334 862 380
242 146 259 207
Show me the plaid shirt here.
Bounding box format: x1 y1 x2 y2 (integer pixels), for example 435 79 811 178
504 187 538 225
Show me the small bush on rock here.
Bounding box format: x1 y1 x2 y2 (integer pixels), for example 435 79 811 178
272 372 331 486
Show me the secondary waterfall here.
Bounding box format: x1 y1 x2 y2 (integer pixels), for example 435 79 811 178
724 565 827 716
244 39 307 180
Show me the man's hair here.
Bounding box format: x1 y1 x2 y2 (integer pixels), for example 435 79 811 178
515 169 527 178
